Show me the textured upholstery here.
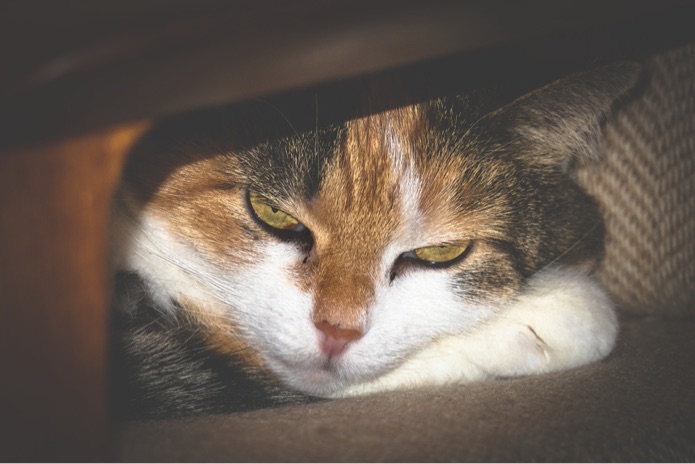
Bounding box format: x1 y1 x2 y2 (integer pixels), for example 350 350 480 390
576 44 695 315
117 316 695 462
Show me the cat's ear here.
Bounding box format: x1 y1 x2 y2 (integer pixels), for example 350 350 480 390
492 62 641 170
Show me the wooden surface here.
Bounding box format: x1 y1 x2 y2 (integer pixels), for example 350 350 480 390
0 124 147 461
2 1 693 149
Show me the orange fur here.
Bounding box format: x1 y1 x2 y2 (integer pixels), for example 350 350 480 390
180 296 267 371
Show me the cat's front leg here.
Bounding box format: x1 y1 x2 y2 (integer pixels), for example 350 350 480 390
337 267 617 397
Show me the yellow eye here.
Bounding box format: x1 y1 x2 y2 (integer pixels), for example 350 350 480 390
413 242 470 264
248 191 301 231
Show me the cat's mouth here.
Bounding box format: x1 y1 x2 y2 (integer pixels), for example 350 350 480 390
319 357 341 372
286 364 349 397
266 347 375 397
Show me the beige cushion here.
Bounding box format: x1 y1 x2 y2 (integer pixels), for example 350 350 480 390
116 315 695 461
576 44 695 315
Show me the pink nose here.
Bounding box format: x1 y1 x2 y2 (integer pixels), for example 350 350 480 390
314 320 363 357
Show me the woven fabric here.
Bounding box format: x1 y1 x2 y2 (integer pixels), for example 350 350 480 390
575 44 695 315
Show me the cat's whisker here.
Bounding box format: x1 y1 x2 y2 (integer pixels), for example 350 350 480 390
314 92 319 160
483 135 525 157
128 245 234 309
141 315 172 331
532 221 601 279
255 98 301 139
460 112 492 145
181 325 207 346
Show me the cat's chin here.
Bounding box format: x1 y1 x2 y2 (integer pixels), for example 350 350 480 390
284 373 350 398
265 352 388 398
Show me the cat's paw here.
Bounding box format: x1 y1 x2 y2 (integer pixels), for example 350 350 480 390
463 267 618 378
336 321 555 397
476 323 552 377
335 339 488 398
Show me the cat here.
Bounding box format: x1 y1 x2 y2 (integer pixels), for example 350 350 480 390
110 62 639 420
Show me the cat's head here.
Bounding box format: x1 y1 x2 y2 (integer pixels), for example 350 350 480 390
112 63 638 396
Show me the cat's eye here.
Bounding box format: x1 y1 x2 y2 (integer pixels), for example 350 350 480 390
414 244 467 263
391 241 472 280
412 242 471 266
248 191 303 232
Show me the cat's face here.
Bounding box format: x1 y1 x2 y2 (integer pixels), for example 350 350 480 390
114 64 636 396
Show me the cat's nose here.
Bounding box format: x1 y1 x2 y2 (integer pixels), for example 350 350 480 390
314 320 363 357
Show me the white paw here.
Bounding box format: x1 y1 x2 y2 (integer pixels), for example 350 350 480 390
334 338 487 398
466 267 618 377
478 323 552 377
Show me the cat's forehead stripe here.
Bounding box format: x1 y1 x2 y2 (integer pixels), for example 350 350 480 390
318 108 420 234
385 111 424 231
305 109 423 328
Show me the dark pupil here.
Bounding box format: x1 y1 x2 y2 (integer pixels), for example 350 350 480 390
271 206 279 214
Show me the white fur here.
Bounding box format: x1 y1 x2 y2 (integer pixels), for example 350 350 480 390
335 267 617 397
114 200 617 399
386 119 422 227
236 241 499 396
114 203 498 396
